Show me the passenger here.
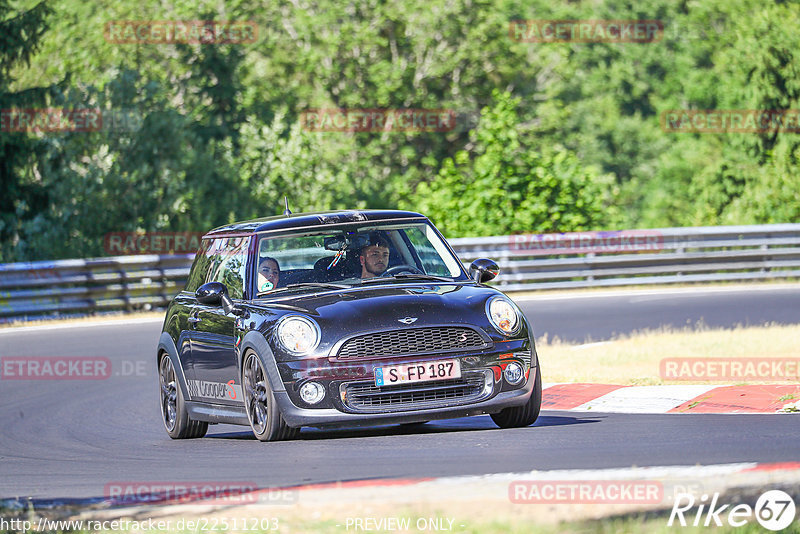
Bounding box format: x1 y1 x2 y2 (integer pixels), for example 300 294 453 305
257 257 280 292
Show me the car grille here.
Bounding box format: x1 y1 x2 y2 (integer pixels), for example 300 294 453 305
340 370 492 413
336 326 487 360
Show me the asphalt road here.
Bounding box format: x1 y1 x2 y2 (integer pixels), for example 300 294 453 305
1 286 799 501
518 285 800 343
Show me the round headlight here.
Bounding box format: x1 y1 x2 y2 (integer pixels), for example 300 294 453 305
503 362 524 385
277 315 320 355
299 381 326 404
487 296 521 336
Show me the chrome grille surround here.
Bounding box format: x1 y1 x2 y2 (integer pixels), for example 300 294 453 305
335 326 488 360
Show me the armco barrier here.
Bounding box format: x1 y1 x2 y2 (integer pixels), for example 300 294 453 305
1 224 799 321
0 254 193 321
449 223 800 291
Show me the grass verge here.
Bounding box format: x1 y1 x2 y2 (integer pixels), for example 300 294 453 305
539 322 800 385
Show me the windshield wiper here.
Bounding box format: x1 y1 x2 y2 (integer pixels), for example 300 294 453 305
392 273 454 282
258 282 350 296
359 273 453 285
357 276 396 285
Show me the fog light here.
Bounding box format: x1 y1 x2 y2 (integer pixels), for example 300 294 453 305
299 381 325 404
503 362 524 385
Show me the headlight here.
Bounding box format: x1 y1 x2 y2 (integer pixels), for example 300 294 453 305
487 296 521 336
276 315 321 355
299 381 326 404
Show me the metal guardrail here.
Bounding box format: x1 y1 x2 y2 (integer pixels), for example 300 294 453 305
1 224 799 321
0 255 193 321
449 223 800 291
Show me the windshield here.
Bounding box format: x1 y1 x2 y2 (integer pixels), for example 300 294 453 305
254 221 466 294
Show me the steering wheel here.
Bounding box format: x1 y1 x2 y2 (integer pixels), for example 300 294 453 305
383 264 424 276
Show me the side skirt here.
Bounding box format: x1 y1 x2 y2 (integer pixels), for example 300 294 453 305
186 401 249 426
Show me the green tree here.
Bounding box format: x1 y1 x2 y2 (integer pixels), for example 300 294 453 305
691 0 800 224
18 71 199 259
0 0 54 261
410 91 617 237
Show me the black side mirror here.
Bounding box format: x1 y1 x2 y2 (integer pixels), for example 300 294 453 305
469 258 499 284
196 282 244 316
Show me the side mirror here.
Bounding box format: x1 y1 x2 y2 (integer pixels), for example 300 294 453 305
196 282 244 316
469 258 499 284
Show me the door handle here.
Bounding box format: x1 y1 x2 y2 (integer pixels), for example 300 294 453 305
188 316 201 325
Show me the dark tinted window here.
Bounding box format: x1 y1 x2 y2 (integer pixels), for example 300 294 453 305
184 239 213 293
207 237 250 299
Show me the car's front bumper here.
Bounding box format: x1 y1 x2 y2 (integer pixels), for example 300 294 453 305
273 365 538 428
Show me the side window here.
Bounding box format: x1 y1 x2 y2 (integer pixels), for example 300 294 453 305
184 239 213 293
207 237 251 300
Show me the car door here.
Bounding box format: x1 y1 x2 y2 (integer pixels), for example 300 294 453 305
174 238 217 387
187 236 249 406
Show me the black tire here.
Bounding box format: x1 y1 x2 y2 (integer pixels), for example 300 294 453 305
491 365 542 429
159 353 208 439
242 351 299 442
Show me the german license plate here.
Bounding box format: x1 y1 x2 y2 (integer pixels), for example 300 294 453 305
374 359 461 387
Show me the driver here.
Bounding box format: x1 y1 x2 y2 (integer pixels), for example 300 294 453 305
359 235 391 279
257 256 280 292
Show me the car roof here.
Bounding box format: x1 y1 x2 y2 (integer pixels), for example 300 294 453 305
203 209 429 237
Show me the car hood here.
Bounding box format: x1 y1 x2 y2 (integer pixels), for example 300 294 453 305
255 282 513 353
286 282 496 321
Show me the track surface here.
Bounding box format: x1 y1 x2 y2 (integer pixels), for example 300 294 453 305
524 285 800 343
1 286 799 500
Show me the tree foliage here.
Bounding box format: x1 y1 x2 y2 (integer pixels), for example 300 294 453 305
1 0 799 261
412 91 616 236
0 0 54 261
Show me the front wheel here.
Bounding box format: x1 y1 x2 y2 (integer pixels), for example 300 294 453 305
242 351 299 441
159 353 207 439
491 365 542 428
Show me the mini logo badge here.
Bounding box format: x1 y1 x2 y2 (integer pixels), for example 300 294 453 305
398 317 418 325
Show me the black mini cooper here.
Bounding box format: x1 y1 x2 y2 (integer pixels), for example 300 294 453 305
157 210 541 441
